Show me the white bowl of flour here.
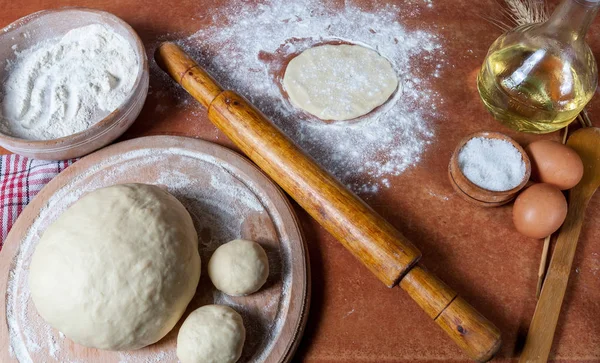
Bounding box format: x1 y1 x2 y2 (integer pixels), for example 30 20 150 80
0 8 148 160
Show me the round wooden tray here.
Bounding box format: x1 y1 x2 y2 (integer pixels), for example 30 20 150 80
0 136 310 362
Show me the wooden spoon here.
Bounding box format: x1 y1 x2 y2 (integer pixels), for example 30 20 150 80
519 127 600 362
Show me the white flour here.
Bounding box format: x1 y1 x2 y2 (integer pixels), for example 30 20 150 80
167 0 443 193
0 24 139 140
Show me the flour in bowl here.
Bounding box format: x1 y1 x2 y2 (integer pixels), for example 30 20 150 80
0 24 139 140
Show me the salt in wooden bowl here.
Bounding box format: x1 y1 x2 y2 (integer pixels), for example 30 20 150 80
448 131 531 207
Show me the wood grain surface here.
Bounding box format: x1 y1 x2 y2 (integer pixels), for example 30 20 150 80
0 136 310 362
1 0 599 362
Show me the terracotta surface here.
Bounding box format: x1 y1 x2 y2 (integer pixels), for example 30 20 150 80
1 0 599 362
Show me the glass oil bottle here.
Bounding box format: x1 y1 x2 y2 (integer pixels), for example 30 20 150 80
477 0 600 133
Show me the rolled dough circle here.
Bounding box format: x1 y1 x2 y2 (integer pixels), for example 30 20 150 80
283 44 399 121
208 239 269 296
28 183 201 351
177 305 246 363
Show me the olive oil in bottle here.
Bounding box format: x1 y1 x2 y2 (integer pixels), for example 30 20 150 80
477 0 599 133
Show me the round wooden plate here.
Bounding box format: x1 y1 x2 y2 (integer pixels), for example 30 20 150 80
0 136 310 362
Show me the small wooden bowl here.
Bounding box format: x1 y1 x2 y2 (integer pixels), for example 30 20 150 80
448 131 531 207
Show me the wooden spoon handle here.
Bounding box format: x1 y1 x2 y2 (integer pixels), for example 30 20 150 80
156 42 501 361
519 188 590 363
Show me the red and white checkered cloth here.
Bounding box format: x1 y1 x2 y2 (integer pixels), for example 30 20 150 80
0 154 76 248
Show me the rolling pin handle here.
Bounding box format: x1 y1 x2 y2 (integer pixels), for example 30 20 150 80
400 265 501 362
156 42 224 108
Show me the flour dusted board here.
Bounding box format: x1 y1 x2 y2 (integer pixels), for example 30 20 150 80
0 136 309 362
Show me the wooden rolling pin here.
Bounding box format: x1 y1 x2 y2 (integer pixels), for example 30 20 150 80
156 42 501 362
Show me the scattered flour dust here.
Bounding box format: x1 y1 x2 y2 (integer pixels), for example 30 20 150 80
6 147 293 362
0 24 139 140
171 0 443 193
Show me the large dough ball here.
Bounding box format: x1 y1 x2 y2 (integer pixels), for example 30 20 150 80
208 239 269 296
29 183 201 351
177 305 245 363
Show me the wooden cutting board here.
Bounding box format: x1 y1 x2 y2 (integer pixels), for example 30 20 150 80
0 135 310 362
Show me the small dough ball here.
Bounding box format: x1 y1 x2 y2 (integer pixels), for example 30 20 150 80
512 183 568 239
208 239 269 296
283 44 398 121
29 184 200 350
177 305 245 363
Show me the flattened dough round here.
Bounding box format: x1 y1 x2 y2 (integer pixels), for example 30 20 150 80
208 239 269 296
177 305 246 363
28 183 201 351
283 44 398 121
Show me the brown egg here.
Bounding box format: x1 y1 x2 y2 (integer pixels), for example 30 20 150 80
513 183 568 239
525 140 584 190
